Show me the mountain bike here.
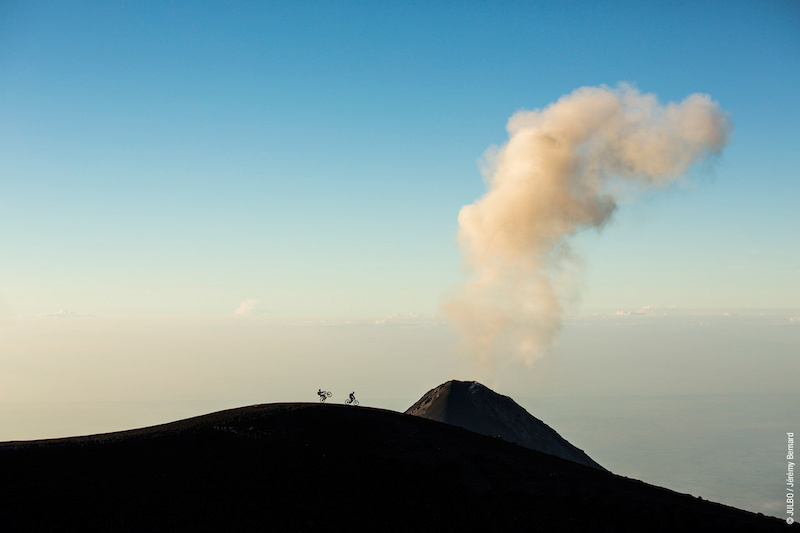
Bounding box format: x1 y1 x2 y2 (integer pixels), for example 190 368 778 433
318 391 332 403
345 397 359 406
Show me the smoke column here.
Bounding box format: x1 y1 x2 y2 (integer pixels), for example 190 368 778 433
447 84 731 373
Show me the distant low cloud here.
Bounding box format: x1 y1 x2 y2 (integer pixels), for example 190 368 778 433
615 305 654 317
46 309 91 318
374 313 416 326
790 316 800 324
373 313 444 327
234 299 262 317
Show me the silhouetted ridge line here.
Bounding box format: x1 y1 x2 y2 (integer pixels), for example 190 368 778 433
0 402 791 532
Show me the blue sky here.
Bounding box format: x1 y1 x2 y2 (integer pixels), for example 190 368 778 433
2 0 797 319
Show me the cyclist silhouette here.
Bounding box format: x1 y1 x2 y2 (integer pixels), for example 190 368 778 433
345 391 359 406
317 389 332 403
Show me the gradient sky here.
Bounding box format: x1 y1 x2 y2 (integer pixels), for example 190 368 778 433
2 0 798 319
1 2 799 420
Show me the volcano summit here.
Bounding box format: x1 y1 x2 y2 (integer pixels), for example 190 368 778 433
406 380 604 470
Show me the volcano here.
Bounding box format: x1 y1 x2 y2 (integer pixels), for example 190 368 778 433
0 399 792 531
406 380 604 470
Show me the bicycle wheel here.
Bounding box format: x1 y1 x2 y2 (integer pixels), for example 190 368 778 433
325 391 332 398
353 399 359 406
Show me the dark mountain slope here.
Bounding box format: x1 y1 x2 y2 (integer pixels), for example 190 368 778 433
0 403 791 532
406 380 604 469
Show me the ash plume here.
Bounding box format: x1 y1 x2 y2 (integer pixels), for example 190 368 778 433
447 84 731 373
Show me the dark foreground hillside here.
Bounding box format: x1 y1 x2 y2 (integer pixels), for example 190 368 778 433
0 403 792 532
